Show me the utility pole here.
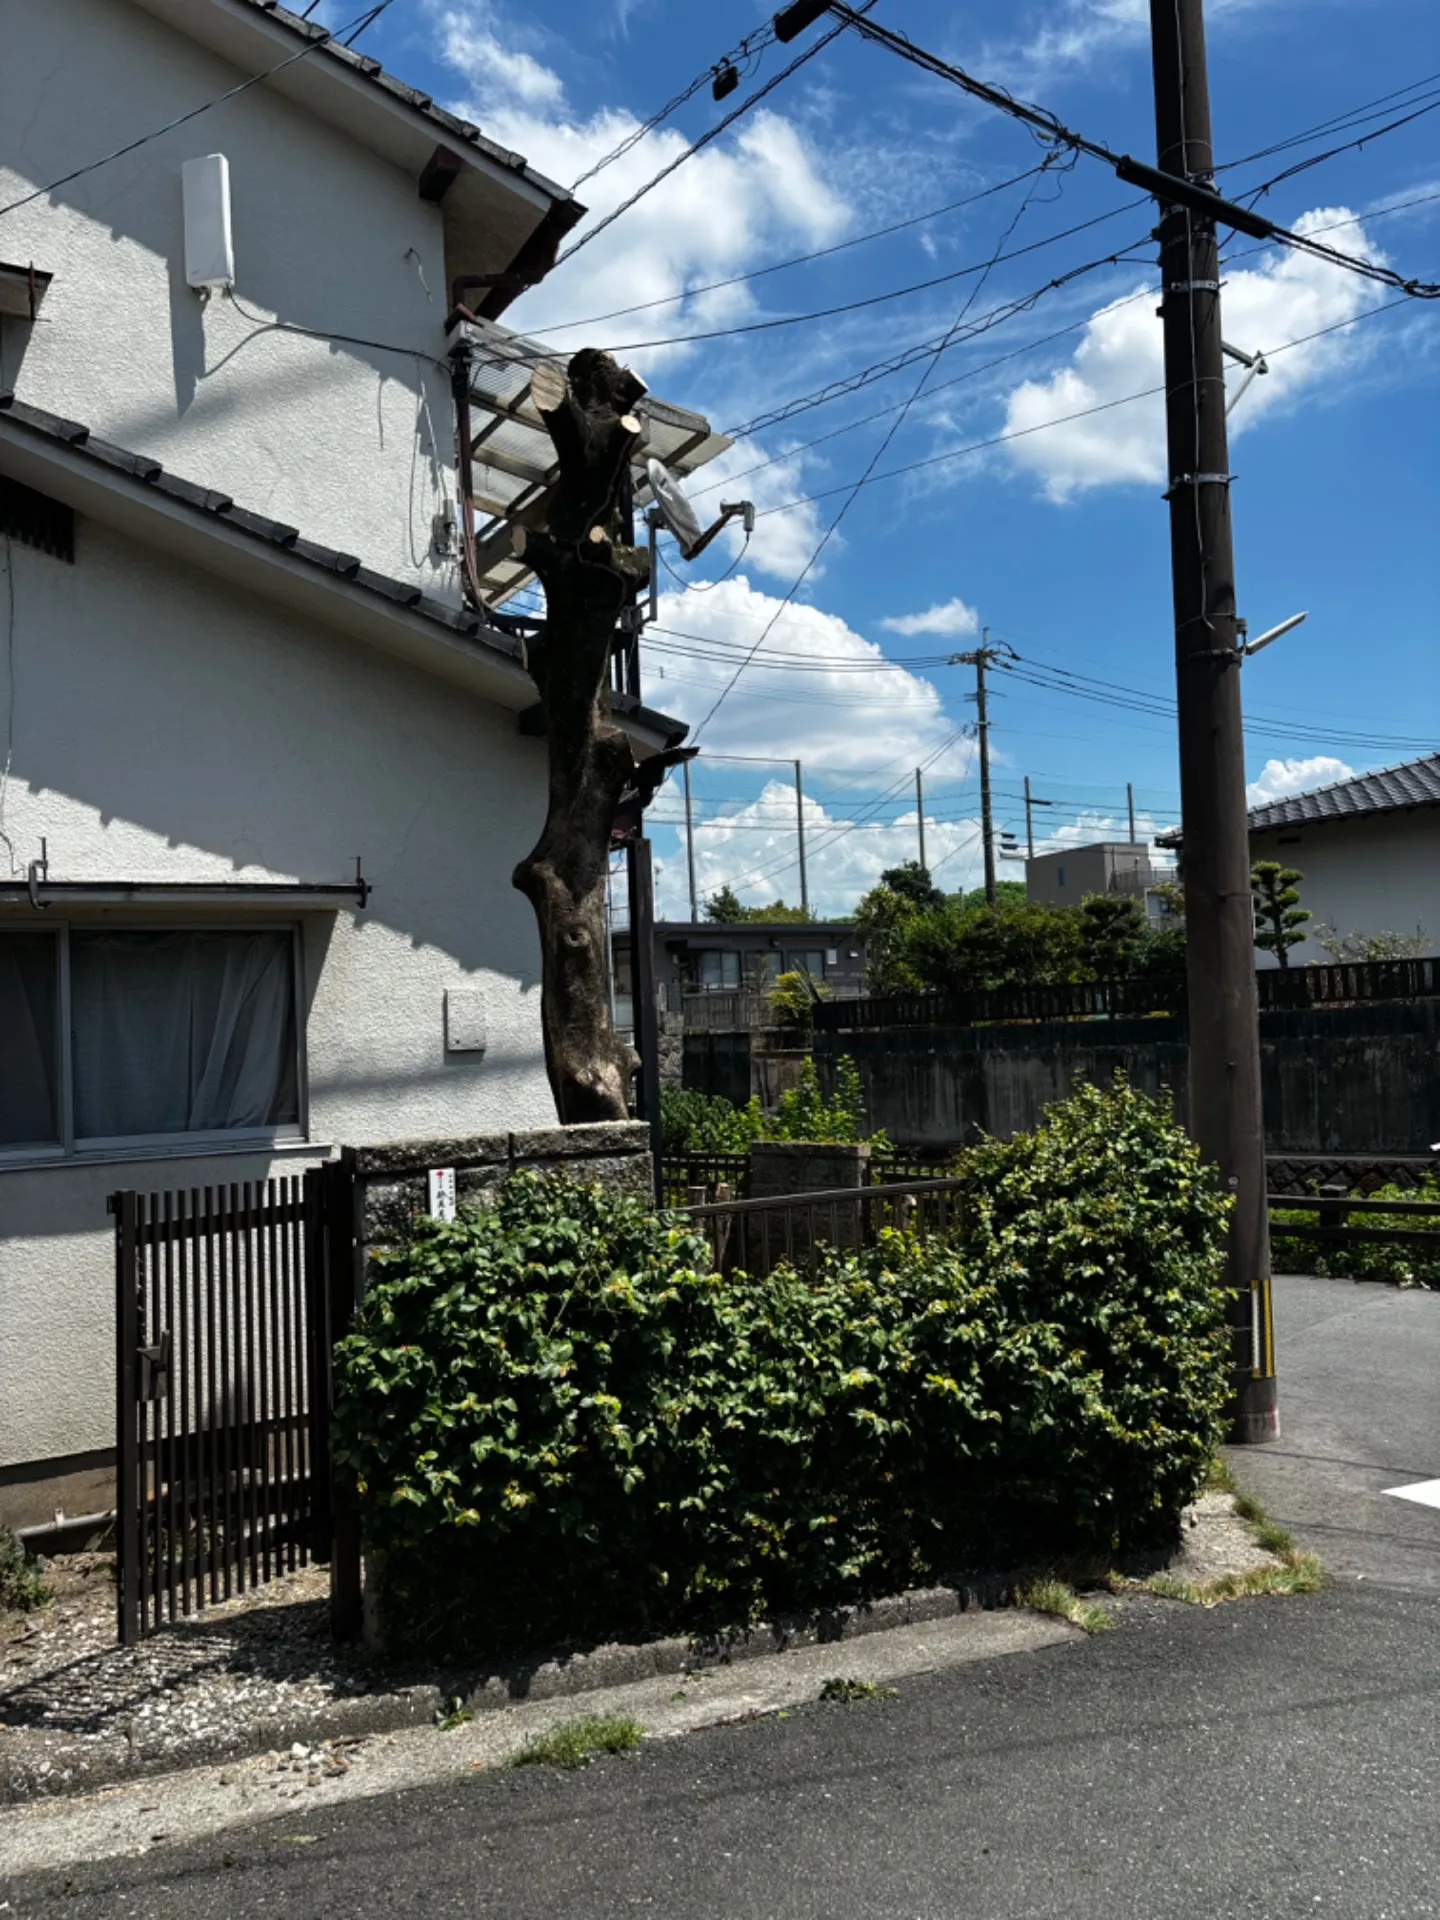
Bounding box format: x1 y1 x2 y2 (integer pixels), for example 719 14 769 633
1127 781 1137 843
915 768 927 871
794 759 810 918
1023 776 1055 860
1149 0 1276 1441
683 758 699 923
950 630 1010 906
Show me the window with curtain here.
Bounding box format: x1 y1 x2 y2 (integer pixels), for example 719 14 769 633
0 932 61 1148
69 930 299 1142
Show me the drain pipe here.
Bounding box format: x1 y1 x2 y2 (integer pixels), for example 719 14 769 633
15 1509 116 1552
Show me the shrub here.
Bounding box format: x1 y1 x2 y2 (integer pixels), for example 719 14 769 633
1272 1179 1440 1289
334 1082 1230 1656
0 1526 50 1613
661 1057 880 1155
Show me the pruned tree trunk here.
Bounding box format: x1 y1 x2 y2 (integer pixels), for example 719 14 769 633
511 349 654 1123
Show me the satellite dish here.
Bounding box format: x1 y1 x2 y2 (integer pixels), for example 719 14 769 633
646 457 705 559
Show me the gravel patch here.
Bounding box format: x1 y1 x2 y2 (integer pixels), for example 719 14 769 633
0 1494 1288 1809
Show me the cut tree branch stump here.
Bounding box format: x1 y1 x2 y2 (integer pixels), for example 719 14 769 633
511 349 658 1125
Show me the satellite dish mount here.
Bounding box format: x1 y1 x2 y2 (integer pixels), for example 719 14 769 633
644 457 754 617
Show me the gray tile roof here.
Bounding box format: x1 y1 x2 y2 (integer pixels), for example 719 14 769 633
1247 754 1440 832
0 394 686 746
236 0 573 208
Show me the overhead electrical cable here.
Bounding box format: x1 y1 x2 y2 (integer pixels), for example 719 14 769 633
0 1 396 219
791 2 1440 298
537 162 1051 331
688 157 1067 739
553 1 878 268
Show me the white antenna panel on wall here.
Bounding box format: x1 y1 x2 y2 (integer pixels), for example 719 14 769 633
182 154 234 291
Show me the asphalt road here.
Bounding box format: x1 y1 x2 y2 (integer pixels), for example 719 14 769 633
7 1275 1437 1920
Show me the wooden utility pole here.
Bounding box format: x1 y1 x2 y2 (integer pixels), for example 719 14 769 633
915 768 927 871
1127 781 1137 843
683 757 699 922
1149 0 1277 1441
794 759 810 917
951 632 1007 906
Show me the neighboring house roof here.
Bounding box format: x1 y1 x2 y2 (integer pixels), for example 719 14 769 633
0 394 685 752
1157 753 1440 847
127 0 581 309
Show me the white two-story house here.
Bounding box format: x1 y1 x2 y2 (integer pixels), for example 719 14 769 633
0 0 704 1531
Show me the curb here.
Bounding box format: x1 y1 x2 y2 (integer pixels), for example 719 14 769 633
1 1578 1006 1808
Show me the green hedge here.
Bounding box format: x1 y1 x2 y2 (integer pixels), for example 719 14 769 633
334 1081 1232 1656
1272 1179 1440 1289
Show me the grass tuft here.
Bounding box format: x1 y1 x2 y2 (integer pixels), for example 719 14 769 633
1142 1469 1322 1608
819 1676 899 1703
509 1714 644 1771
1019 1577 1114 1634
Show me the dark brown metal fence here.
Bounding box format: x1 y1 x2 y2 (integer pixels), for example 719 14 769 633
815 956 1440 1035
660 1151 750 1207
675 1176 965 1278
112 1172 340 1646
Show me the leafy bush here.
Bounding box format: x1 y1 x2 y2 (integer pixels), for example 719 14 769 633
1272 1179 1440 1289
767 968 829 1032
661 1057 880 1155
335 1081 1230 1656
660 1087 765 1156
0 1526 50 1613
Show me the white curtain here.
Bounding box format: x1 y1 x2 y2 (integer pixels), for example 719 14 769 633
71 931 297 1140
0 933 60 1147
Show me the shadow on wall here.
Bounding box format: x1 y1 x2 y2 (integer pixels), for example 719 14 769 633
3 530 546 990
5 0 448 499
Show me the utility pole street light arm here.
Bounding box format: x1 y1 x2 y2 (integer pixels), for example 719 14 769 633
1149 0 1277 1442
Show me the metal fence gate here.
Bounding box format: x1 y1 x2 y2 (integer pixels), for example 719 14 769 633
112 1172 344 1645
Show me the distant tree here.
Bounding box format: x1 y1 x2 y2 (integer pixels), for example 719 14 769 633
852 882 923 994
1079 894 1146 977
739 900 812 923
878 861 945 911
1251 862 1311 969
960 880 1028 909
767 968 829 1033
703 886 744 923
901 897 1086 995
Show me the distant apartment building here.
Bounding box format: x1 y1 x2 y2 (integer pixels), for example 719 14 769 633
1025 842 1174 917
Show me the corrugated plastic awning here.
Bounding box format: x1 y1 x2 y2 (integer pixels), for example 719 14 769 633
450 317 732 608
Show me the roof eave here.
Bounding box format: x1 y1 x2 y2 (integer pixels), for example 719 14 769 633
0 402 685 754
127 0 577 280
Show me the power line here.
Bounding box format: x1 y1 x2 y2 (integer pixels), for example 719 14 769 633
553 2 877 268
794 3 1440 299
539 162 1052 333
741 289 1423 520
0 2 396 220
689 158 1068 739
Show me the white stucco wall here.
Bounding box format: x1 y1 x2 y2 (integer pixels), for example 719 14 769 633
0 519 557 1473
0 0 458 594
1250 811 1439 966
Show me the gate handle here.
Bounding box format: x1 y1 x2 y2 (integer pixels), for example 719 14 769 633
139 1332 172 1401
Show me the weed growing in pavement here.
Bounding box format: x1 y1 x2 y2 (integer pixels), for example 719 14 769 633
509 1714 644 1770
436 1696 475 1731
1137 1472 1322 1607
0 1527 50 1614
819 1677 899 1702
1018 1578 1114 1634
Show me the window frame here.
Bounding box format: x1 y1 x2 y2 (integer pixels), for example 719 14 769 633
0 919 308 1167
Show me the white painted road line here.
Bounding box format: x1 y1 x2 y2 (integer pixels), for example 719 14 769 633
1383 1479 1440 1511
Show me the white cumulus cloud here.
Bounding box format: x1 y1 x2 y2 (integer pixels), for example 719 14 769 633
880 598 980 639
641 576 971 773
1001 209 1379 502
651 783 989 919
1246 756 1355 808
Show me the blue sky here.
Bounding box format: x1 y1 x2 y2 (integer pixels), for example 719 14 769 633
353 0 1439 914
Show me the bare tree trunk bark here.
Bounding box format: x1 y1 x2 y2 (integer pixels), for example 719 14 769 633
511 350 654 1124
